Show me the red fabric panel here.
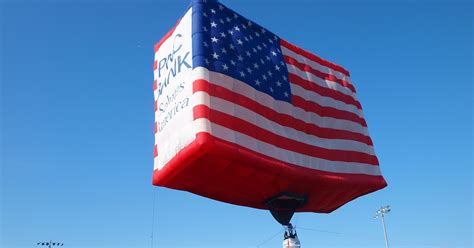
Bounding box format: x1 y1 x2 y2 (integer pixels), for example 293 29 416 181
153 133 387 213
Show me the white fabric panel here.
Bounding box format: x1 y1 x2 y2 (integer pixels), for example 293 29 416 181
153 8 195 170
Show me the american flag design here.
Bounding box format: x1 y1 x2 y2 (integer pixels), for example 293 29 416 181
153 0 386 213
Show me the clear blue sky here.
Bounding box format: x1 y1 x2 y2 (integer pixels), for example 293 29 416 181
1 0 472 247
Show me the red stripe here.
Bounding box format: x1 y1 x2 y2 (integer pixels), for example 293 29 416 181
153 144 158 158
289 72 362 109
154 100 158 112
280 38 350 77
154 20 181 53
154 122 158 134
292 95 367 127
193 105 378 165
285 55 356 93
153 61 157 70
153 80 157 91
193 79 373 146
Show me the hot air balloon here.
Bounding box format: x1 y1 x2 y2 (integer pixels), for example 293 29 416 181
152 0 386 234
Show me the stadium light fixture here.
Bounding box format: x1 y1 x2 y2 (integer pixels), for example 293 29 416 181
374 205 391 248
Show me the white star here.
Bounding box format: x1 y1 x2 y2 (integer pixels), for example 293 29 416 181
260 58 265 65
242 24 247 29
268 39 274 44
211 37 219 43
237 39 243 45
247 67 253 73
203 26 208 32
219 19 225 24
262 75 267 81
220 32 226 38
275 65 281 71
261 28 266 34
233 13 238 19
230 60 236 65
203 12 208 18
280 61 285 66
247 20 253 27
255 79 261 86
266 55 271 61
253 63 259 69
269 87 274 93
246 51 251 57
226 17 232 22
283 75 288 81
210 21 217 28
257 45 262 50
240 71 246 77
274 35 278 40
203 41 209 47
205 58 210 64
234 26 241 32
221 48 227 54
267 71 273 77
255 32 260 37
271 50 277 56
253 48 258 53
210 8 216 14
237 55 244 61
222 64 229 71
262 43 267 48
276 81 282 87
284 91 289 97
218 5 224 10
228 30 234 35
229 44 235 50
212 52 219 59
244 36 249 42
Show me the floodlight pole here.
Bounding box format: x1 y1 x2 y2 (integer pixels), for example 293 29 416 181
374 205 391 248
380 212 389 248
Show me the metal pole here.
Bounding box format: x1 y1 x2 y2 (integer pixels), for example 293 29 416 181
380 212 389 248
151 188 156 248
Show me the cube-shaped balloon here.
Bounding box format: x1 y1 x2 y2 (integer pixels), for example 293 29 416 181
153 0 386 213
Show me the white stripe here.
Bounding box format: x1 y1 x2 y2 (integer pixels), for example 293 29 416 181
193 67 369 136
290 82 364 118
281 46 351 82
193 118 381 176
286 63 358 101
194 91 375 155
